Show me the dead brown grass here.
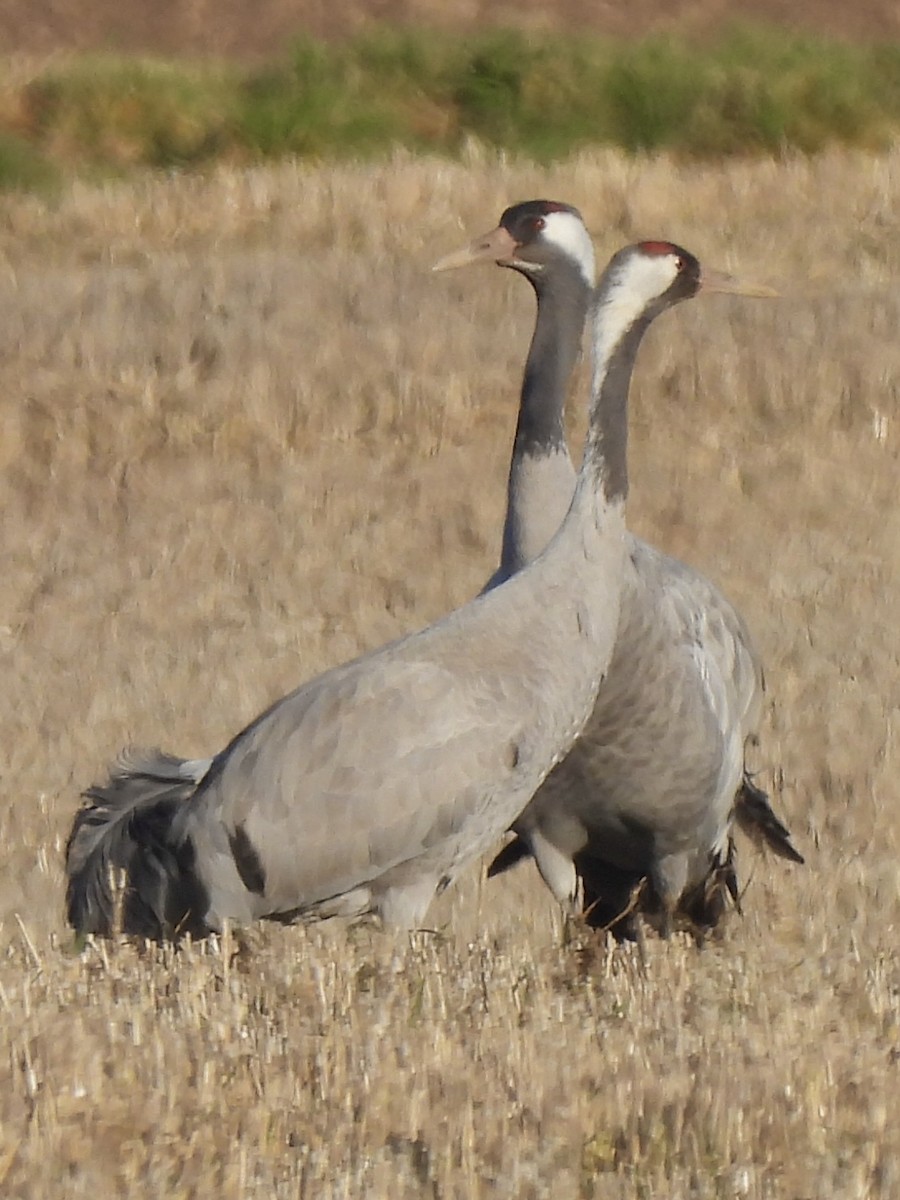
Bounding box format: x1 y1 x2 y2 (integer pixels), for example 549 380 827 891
0 146 899 1197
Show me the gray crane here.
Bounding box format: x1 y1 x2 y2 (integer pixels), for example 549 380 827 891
435 201 802 938
63 234 721 941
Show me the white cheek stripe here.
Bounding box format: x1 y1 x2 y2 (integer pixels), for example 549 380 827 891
591 253 677 376
542 211 596 287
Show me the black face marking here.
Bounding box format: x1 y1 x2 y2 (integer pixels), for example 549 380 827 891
229 823 267 896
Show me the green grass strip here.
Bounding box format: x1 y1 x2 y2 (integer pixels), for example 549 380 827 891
5 24 900 190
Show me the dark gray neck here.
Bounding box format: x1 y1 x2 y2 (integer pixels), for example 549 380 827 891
582 311 655 505
511 267 591 459
494 266 591 578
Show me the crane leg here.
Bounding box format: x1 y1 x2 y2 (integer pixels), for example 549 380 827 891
529 830 583 917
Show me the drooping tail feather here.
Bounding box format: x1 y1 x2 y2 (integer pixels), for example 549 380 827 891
735 774 805 865
487 773 803 941
490 834 745 941
681 836 741 935
65 749 212 940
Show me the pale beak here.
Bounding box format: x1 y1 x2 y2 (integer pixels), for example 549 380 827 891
432 225 519 272
699 267 779 299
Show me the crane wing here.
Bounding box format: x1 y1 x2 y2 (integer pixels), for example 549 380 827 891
184 653 528 918
638 541 763 742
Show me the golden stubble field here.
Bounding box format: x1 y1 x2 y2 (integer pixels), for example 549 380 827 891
0 145 899 1197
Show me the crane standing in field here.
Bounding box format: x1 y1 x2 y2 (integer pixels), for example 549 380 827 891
435 201 802 937
65 230 711 940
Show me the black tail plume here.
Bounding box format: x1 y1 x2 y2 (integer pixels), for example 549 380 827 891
735 774 805 864
65 749 211 940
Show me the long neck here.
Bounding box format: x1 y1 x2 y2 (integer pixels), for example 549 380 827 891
575 299 655 509
499 267 589 576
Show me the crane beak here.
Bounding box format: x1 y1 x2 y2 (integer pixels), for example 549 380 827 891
432 225 520 272
699 268 779 299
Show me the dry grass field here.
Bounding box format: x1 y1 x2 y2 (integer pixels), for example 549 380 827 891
0 145 898 1197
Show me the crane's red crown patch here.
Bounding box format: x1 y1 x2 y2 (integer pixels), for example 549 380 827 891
637 240 679 256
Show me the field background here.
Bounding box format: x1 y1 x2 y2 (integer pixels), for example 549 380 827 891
2 0 900 57
0 3 899 1198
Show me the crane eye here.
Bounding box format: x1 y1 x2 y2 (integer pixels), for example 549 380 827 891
675 256 686 272
533 217 546 232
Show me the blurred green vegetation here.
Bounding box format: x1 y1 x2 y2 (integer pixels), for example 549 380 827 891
0 131 59 193
3 24 900 189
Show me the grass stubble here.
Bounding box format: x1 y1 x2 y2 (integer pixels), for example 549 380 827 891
0 145 899 1197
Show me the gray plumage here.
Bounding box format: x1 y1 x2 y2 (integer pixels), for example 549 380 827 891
68 528 624 937
442 201 802 937
67 232 732 940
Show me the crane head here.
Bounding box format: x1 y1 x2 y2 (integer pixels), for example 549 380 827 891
597 241 778 321
433 199 595 286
